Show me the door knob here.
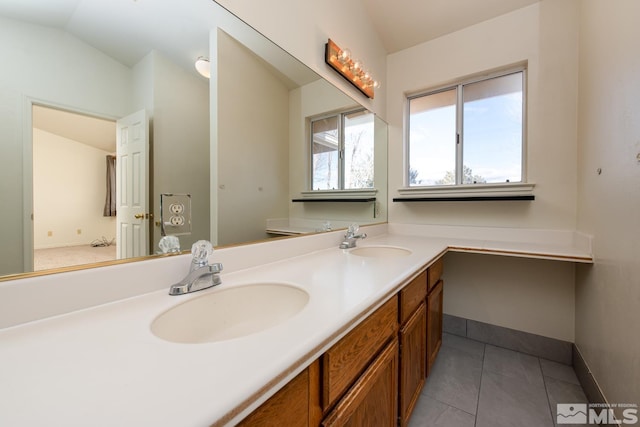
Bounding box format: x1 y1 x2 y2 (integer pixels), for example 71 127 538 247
134 213 145 219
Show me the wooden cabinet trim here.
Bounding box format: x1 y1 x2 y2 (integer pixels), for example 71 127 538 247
309 360 323 426
426 279 444 376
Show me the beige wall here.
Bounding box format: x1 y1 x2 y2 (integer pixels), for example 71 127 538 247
385 1 580 341
0 16 131 275
576 0 640 405
214 0 387 118
150 52 210 252
32 129 115 249
444 252 576 341
210 0 640 404
219 1 582 341
210 1 390 236
216 31 290 245
0 15 210 272
387 1 579 229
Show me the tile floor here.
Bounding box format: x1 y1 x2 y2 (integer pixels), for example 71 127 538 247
409 333 589 427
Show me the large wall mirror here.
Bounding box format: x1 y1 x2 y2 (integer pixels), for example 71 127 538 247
0 0 388 280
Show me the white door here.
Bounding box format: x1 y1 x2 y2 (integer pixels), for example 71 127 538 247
116 110 149 259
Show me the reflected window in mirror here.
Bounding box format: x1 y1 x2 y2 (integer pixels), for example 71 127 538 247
310 108 374 191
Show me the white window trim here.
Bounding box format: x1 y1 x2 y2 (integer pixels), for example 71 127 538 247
309 107 374 192
403 65 528 191
397 182 535 198
299 188 378 199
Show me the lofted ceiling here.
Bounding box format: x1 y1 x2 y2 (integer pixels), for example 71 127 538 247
6 0 544 154
32 105 116 153
0 0 544 73
361 0 541 53
0 0 214 74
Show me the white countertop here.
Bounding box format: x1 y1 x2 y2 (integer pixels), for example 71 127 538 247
0 226 593 427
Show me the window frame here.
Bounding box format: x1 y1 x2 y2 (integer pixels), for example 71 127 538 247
309 107 374 191
404 66 528 191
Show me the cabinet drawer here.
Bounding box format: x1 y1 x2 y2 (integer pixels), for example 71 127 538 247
322 297 398 412
322 338 399 427
399 271 427 325
427 257 444 292
237 366 310 427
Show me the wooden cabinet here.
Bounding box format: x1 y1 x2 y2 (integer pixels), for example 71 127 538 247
399 303 426 427
238 257 444 427
426 279 443 375
398 271 428 426
322 339 398 427
237 362 319 427
321 297 398 413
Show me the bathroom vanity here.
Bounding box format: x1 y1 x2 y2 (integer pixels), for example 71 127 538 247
237 255 443 427
0 224 592 427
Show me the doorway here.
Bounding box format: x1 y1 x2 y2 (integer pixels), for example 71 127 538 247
31 105 117 270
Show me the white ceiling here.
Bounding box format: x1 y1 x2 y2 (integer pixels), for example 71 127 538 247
0 0 543 74
33 105 116 153
7 1 544 154
361 0 541 53
0 0 214 74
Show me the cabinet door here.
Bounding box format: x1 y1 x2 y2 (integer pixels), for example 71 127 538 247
399 303 426 427
322 297 398 412
322 339 398 427
237 365 311 427
426 279 443 375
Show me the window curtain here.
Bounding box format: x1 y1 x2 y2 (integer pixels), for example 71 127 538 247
103 155 116 217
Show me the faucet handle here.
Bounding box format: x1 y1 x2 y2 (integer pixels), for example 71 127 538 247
347 223 360 237
190 240 213 270
191 240 213 259
158 235 181 254
209 262 223 273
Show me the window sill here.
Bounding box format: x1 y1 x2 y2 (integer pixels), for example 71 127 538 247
394 183 535 202
293 189 377 203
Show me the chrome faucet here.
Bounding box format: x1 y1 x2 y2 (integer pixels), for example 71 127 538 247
169 240 223 295
339 224 367 249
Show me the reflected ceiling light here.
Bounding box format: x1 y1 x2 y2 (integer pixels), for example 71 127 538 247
325 39 379 99
195 56 211 79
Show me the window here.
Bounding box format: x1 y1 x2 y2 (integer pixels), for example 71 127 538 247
311 109 375 190
407 69 525 187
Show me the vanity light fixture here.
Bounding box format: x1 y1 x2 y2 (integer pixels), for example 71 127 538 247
195 56 211 79
325 39 379 99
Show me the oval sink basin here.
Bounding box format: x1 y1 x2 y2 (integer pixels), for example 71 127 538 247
151 283 309 344
348 245 412 258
